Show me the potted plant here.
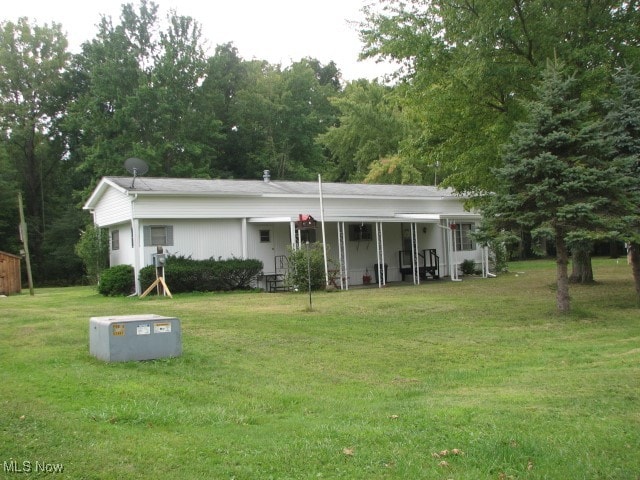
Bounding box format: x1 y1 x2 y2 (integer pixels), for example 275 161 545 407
362 268 371 284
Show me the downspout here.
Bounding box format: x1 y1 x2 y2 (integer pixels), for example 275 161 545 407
318 174 329 287
241 218 248 259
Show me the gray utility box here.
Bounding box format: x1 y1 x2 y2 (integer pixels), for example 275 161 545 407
90 314 182 362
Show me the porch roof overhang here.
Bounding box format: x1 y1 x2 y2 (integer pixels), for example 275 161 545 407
395 212 481 221
248 213 481 224
248 217 294 223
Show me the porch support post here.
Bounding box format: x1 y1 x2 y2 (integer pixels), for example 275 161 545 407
337 221 348 290
447 219 461 281
482 245 488 278
375 222 386 287
411 222 420 285
290 221 297 250
439 219 449 279
446 219 453 279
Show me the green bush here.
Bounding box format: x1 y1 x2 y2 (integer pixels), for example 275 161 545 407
98 265 134 296
489 241 509 273
75 224 109 285
139 256 263 294
460 258 477 275
286 243 326 291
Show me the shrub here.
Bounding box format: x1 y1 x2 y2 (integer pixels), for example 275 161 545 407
286 243 326 291
489 241 509 273
460 259 477 275
75 224 109 284
139 256 263 294
98 265 134 296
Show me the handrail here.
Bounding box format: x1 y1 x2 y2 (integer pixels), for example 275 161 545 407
398 249 439 279
274 255 288 274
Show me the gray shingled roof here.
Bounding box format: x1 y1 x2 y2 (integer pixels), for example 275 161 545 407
106 177 460 199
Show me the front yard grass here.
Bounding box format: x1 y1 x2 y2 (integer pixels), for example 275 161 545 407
1 258 638 479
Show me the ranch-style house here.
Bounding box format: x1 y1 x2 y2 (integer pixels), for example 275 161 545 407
83 172 487 294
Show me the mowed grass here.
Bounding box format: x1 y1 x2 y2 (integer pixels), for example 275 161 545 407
1 259 638 479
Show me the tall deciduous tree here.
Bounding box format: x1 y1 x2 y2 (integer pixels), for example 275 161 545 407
200 46 342 180
199 43 258 178
0 141 19 249
318 79 407 182
360 0 640 193
0 18 81 282
69 0 216 180
274 59 340 179
484 61 628 313
67 1 158 180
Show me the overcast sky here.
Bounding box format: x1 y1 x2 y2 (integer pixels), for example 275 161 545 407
2 0 395 81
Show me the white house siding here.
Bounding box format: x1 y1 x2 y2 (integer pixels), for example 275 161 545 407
93 188 132 226
109 223 135 267
140 219 244 267
246 223 291 273
129 194 459 223
132 196 268 219
84 177 487 291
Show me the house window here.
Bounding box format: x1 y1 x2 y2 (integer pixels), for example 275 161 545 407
111 230 120 251
348 223 373 241
454 223 475 251
143 225 174 246
259 229 271 243
297 229 317 243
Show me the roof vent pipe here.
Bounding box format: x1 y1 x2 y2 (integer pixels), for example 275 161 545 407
263 170 271 182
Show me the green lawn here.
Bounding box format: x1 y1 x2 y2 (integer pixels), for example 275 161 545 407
1 259 638 479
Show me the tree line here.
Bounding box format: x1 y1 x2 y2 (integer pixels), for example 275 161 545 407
0 1 403 286
1 0 639 312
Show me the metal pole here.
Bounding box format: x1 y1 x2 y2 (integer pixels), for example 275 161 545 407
306 241 312 310
318 174 329 288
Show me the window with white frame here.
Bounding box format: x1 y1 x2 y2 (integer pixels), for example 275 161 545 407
259 229 271 243
454 223 475 251
143 225 174 246
111 230 120 251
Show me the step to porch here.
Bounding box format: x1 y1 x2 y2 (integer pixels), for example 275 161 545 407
264 273 291 292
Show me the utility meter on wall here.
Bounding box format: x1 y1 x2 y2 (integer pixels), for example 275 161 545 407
153 253 166 267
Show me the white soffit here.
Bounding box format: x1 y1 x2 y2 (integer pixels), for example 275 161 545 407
395 213 442 221
248 217 294 223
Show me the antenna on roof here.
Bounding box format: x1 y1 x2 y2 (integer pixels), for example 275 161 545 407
124 157 149 188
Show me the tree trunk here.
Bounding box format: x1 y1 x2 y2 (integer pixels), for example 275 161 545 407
630 243 640 299
556 235 571 314
570 247 594 284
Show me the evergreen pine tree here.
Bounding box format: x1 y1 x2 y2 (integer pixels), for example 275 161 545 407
604 65 640 297
484 60 625 313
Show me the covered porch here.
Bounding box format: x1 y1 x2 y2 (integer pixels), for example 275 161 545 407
248 212 485 291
